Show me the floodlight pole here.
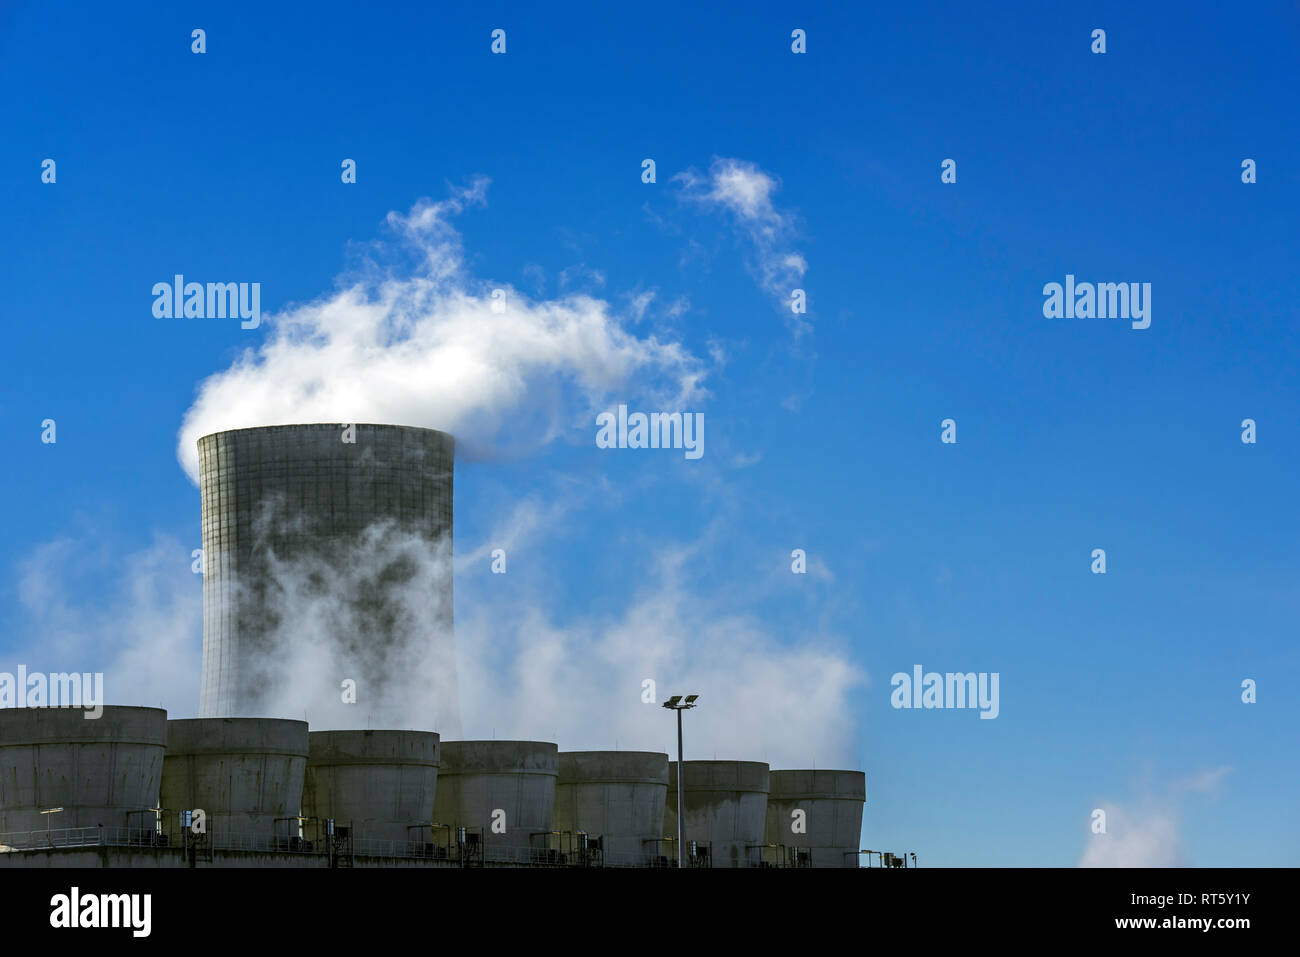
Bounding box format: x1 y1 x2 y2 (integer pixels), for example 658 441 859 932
663 694 697 870
41 807 63 847
675 705 685 870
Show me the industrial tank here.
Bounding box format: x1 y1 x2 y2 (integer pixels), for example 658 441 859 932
554 751 668 866
196 423 458 735
432 741 557 864
666 760 770 868
0 706 166 835
764 769 866 868
160 717 308 842
302 729 440 846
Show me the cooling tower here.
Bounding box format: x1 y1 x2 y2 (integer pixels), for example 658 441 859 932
432 741 558 863
666 760 770 868
554 751 668 866
196 423 459 735
301 729 440 845
160 718 308 841
764 769 866 868
0 707 166 834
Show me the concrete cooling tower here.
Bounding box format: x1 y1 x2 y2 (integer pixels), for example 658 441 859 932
764 769 866 868
301 730 441 845
554 751 669 866
160 718 309 841
197 424 459 735
666 760 770 868
433 741 558 863
0 707 167 834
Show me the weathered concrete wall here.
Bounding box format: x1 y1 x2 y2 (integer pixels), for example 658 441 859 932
764 769 866 868
160 718 308 841
554 751 668 866
197 423 458 734
433 741 557 862
0 847 459 868
302 730 440 844
666 761 770 868
0 707 167 833
0 847 187 868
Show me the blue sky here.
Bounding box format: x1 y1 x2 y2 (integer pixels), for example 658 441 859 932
1 1 1297 866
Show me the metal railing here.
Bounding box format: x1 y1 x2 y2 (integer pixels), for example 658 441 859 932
350 837 459 860
475 843 568 866
0 825 169 851
1 824 835 867
0 825 308 854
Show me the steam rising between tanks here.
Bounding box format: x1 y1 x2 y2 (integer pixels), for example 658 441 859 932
0 424 865 868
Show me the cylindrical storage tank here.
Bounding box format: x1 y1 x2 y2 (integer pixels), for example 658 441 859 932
666 761 770 868
554 751 668 866
302 730 440 845
764 769 866 868
160 718 308 842
0 706 167 834
433 741 557 863
197 423 459 736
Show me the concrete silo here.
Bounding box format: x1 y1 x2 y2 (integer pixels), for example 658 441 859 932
432 741 558 864
196 423 458 735
301 729 440 847
160 717 308 843
0 706 166 835
554 751 668 866
666 760 770 868
764 769 866 868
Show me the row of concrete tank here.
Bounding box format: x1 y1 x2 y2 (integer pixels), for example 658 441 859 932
0 707 865 866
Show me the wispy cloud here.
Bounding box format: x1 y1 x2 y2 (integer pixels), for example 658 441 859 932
676 157 810 337
1079 803 1189 867
1079 766 1234 867
8 531 201 715
1172 765 1233 796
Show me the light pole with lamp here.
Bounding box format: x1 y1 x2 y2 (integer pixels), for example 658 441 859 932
40 807 63 847
661 693 699 869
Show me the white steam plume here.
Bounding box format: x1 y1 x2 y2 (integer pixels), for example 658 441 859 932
177 179 708 481
675 157 809 336
16 178 862 767
1079 767 1233 867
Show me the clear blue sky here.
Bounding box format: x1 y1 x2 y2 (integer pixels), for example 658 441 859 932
1 1 1296 866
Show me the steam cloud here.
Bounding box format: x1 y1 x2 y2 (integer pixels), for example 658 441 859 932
177 178 708 481
456 553 863 766
8 519 863 767
1079 767 1233 867
1079 804 1189 868
231 511 459 736
11 178 863 769
10 533 201 715
675 158 810 336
